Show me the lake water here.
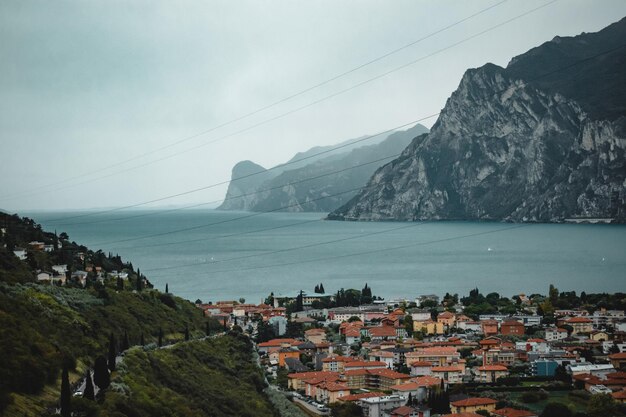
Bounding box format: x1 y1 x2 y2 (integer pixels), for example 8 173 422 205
25 210 626 304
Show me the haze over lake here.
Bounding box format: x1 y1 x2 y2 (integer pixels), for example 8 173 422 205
24 210 626 303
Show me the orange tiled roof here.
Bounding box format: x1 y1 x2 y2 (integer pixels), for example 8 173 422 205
566 317 592 323
451 397 497 407
413 375 442 387
493 409 537 417
477 365 508 371
338 391 386 402
432 366 463 372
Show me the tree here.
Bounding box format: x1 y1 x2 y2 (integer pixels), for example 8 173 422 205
540 402 572 417
83 370 95 401
184 326 190 341
165 283 169 293
587 393 617 417
108 333 117 372
295 290 304 312
140 332 145 346
158 327 164 347
549 284 559 304
60 366 71 417
116 276 124 291
136 274 143 291
93 356 110 390
206 321 211 336
239 297 245 304
320 283 325 294
121 331 130 351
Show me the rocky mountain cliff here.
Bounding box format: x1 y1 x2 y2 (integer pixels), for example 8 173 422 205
328 18 626 223
218 123 428 212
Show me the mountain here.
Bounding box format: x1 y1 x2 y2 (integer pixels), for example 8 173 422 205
218 123 429 212
328 18 626 223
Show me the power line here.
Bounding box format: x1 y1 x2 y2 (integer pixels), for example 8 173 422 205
2 0 556 203
0 0 509 202
148 223 529 276
51 150 406 227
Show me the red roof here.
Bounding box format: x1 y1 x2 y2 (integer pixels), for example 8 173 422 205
369 327 398 337
610 352 626 360
288 371 339 380
451 397 497 407
612 390 626 400
258 338 299 347
410 361 434 367
493 408 537 417
393 382 420 391
391 405 418 417
478 365 508 371
566 317 592 323
413 375 442 387
432 366 463 372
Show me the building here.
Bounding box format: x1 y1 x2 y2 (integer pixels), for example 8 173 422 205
315 381 351 404
430 366 464 384
278 348 300 367
531 360 558 377
389 405 431 417
492 408 538 417
344 368 411 390
475 365 509 383
610 352 626 370
545 327 568 342
406 347 460 367
268 316 287 336
565 317 593 334
360 395 407 417
481 320 499 336
500 320 525 336
450 397 497 414
288 371 340 391
305 328 327 344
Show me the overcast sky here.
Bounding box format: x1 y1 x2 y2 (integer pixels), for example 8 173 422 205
1 0 625 211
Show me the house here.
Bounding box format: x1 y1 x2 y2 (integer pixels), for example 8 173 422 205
430 366 464 384
360 395 407 417
545 327 568 342
610 352 626 370
258 338 300 354
438 312 456 328
322 355 354 372
590 330 610 342
343 360 388 372
475 365 509 383
389 405 431 417
410 361 433 377
414 319 445 335
269 316 287 336
368 326 398 341
13 247 27 260
481 320 499 336
500 320 525 336
406 347 460 367
315 381 351 404
450 397 497 414
345 327 361 345
565 317 593 334
344 368 411 390
37 272 52 283
458 321 482 332
278 348 300 367
288 371 340 391
492 408 538 417
305 328 327 344
612 389 626 403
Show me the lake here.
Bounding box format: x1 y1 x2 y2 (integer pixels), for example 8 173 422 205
25 209 626 303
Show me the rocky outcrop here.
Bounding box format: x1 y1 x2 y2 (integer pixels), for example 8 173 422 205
328 18 626 222
218 124 428 212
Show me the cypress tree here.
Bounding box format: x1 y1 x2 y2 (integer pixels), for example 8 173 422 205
314 284 319 293
121 331 130 351
60 366 71 417
206 321 211 336
93 356 110 390
320 283 325 293
136 275 142 291
165 283 169 293
223 318 227 331
116 276 124 291
406 392 413 406
140 332 145 346
158 327 163 347
184 326 190 341
108 333 116 372
84 370 95 401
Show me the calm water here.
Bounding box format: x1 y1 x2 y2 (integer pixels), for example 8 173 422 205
25 210 626 303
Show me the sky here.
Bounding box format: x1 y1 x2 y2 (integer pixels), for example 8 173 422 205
1 0 625 211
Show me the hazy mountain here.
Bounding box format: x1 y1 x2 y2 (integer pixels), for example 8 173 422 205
329 18 626 223
218 123 429 212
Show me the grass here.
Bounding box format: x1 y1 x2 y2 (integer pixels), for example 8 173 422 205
509 391 589 414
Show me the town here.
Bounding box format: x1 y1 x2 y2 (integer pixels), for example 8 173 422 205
199 286 626 417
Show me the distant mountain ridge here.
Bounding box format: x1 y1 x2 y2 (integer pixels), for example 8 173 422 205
329 18 626 223
218 123 429 212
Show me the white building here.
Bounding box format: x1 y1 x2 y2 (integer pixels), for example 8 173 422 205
545 328 569 342
360 395 406 417
13 248 27 260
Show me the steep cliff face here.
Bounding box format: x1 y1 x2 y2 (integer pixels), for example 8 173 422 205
218 123 428 212
329 19 626 222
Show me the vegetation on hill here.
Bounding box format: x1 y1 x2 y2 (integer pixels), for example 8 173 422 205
0 213 224 416
99 332 277 417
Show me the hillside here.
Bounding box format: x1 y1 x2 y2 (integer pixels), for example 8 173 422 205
329 18 626 222
218 123 428 212
0 213 261 417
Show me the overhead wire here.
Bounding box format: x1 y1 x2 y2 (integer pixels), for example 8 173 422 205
0 0 510 202
2 0 556 203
